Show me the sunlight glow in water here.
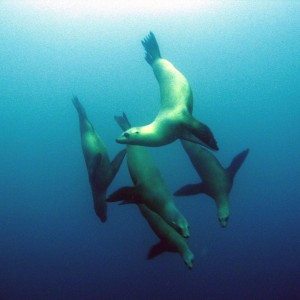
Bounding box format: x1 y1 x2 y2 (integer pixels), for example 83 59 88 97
17 0 226 18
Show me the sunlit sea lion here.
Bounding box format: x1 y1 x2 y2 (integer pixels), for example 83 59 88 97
116 32 218 150
72 97 126 222
108 113 190 238
175 140 249 227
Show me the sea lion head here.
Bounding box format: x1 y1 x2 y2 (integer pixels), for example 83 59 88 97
218 215 229 228
218 209 229 228
172 216 190 238
116 127 142 145
182 249 194 269
94 195 107 223
217 198 230 228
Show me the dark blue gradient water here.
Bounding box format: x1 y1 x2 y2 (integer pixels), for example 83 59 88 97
1 2 299 299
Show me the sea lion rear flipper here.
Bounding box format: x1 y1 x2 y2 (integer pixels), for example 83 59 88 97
183 116 219 151
147 242 170 259
72 96 87 119
72 96 95 133
114 113 132 131
141 31 161 65
174 183 207 196
227 148 250 179
107 186 141 204
108 148 127 182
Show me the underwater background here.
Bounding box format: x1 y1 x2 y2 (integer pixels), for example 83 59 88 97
1 1 299 299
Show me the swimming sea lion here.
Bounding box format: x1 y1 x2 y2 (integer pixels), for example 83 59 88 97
72 96 126 222
138 203 194 269
175 140 249 227
108 113 190 238
116 32 218 150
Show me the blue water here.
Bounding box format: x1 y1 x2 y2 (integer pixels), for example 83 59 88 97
1 1 299 299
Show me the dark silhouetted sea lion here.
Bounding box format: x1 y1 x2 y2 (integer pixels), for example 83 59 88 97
108 113 190 238
72 96 126 222
116 32 218 150
175 140 249 227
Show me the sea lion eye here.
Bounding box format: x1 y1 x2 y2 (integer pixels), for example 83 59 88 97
124 132 130 138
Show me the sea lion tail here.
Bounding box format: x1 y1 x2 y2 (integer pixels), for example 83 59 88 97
114 113 131 131
227 148 250 179
141 31 161 65
72 96 87 119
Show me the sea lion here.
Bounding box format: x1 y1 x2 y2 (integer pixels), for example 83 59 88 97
116 32 218 150
108 113 190 238
138 203 194 269
175 140 249 227
72 96 126 222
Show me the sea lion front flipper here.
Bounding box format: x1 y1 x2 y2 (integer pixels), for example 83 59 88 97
109 148 127 182
107 186 141 204
174 183 207 196
227 148 250 179
183 115 219 151
147 242 171 259
181 131 210 147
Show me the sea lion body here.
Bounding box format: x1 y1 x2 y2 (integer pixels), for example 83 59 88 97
73 97 126 222
175 140 249 227
109 113 190 238
116 32 218 150
138 203 194 269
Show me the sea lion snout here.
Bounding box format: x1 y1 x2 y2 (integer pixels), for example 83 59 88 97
170 219 190 238
116 128 141 144
95 208 107 223
183 249 194 269
181 227 190 238
94 200 108 223
176 221 190 238
116 132 128 144
218 216 229 228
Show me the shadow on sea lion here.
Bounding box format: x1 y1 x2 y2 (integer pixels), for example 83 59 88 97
116 32 218 150
108 113 190 238
72 96 126 222
175 140 249 228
